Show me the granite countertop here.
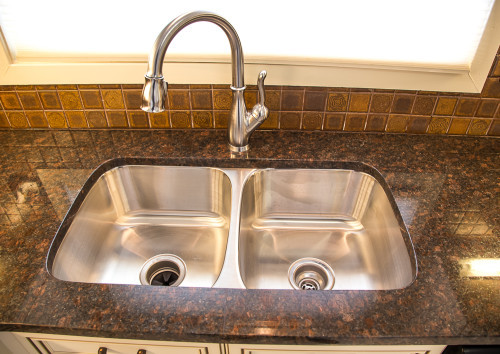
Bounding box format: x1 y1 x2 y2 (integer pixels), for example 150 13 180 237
0 129 498 346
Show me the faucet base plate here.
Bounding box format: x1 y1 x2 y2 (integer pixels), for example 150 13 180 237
229 144 249 153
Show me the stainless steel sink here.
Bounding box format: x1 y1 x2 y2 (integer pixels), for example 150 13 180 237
48 163 416 291
50 166 231 287
238 169 416 290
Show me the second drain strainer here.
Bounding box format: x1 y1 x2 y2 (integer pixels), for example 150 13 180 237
139 254 186 287
288 257 335 290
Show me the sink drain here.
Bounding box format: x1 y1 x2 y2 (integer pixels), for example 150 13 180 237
139 254 186 287
288 258 335 290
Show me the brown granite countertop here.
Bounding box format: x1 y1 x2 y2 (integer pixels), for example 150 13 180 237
0 129 498 345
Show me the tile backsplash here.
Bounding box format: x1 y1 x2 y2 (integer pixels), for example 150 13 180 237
0 56 499 136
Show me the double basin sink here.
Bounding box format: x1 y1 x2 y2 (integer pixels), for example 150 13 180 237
47 161 417 291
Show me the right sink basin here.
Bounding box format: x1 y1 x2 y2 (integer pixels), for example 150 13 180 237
238 168 416 290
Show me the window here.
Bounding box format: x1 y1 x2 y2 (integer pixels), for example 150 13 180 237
0 0 498 91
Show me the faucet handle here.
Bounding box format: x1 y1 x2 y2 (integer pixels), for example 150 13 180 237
257 70 267 107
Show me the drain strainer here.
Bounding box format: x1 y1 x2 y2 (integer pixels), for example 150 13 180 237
139 254 186 287
288 257 335 290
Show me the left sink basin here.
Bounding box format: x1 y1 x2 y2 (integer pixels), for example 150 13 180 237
49 165 231 287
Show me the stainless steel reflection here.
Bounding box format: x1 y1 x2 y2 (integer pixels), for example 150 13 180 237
140 11 269 152
238 169 416 290
50 166 416 290
51 166 231 287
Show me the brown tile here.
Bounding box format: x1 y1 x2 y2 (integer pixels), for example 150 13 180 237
487 119 500 136
56 84 78 90
327 93 348 112
86 111 108 128
467 119 491 135
365 114 388 132
189 84 211 89
481 78 500 98
45 111 68 128
244 90 258 110
348 94 370 112
386 115 409 132
102 89 125 109
454 98 479 116
18 92 43 110
280 112 301 129
491 56 500 76
391 95 415 114
266 90 281 110
214 111 229 128
303 90 327 111
427 117 451 134
193 111 213 128
107 111 128 128
448 118 471 135
281 90 304 111
80 90 103 109
7 112 29 128
15 85 35 91
123 90 142 110
412 96 436 115
0 112 9 127
344 114 366 131
66 111 88 128
301 112 323 130
39 91 62 109
0 85 15 91
58 91 83 110
370 94 392 113
26 111 48 128
168 90 190 110
259 111 279 129
36 85 57 90
100 84 121 89
434 97 457 115
149 112 170 128
0 92 22 110
407 116 431 134
324 113 345 130
128 111 149 128
78 84 100 89
475 100 498 118
171 111 191 128
213 90 232 110
191 90 212 110
122 84 143 89
169 84 189 89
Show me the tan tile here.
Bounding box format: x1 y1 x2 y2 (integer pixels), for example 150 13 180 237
434 97 457 115
370 94 392 113
58 91 83 110
45 111 68 128
0 112 9 127
214 111 229 128
412 96 436 115
324 113 345 130
78 84 100 89
448 118 471 135
36 85 57 90
244 90 257 110
0 92 22 110
107 111 128 128
66 111 88 128
326 93 348 112
80 90 103 109
428 117 451 134
18 91 43 110
348 94 370 112
26 111 48 128
7 112 29 128
301 112 323 130
467 119 491 135
39 91 62 109
56 84 78 90
259 111 279 129
15 85 36 91
149 112 170 128
171 111 191 128
386 115 409 132
102 89 125 109
86 111 108 128
192 111 213 128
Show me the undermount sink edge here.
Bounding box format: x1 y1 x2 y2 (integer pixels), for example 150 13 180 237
47 159 417 291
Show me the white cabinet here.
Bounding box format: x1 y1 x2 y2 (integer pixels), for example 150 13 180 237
0 332 446 354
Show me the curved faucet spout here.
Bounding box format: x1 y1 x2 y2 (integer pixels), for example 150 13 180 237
146 11 244 88
141 11 269 153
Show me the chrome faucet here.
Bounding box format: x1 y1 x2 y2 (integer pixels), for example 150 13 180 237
141 11 269 153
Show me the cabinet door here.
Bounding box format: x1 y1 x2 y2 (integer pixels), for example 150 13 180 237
228 344 446 354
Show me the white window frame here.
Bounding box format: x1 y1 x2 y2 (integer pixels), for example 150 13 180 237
0 1 498 92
